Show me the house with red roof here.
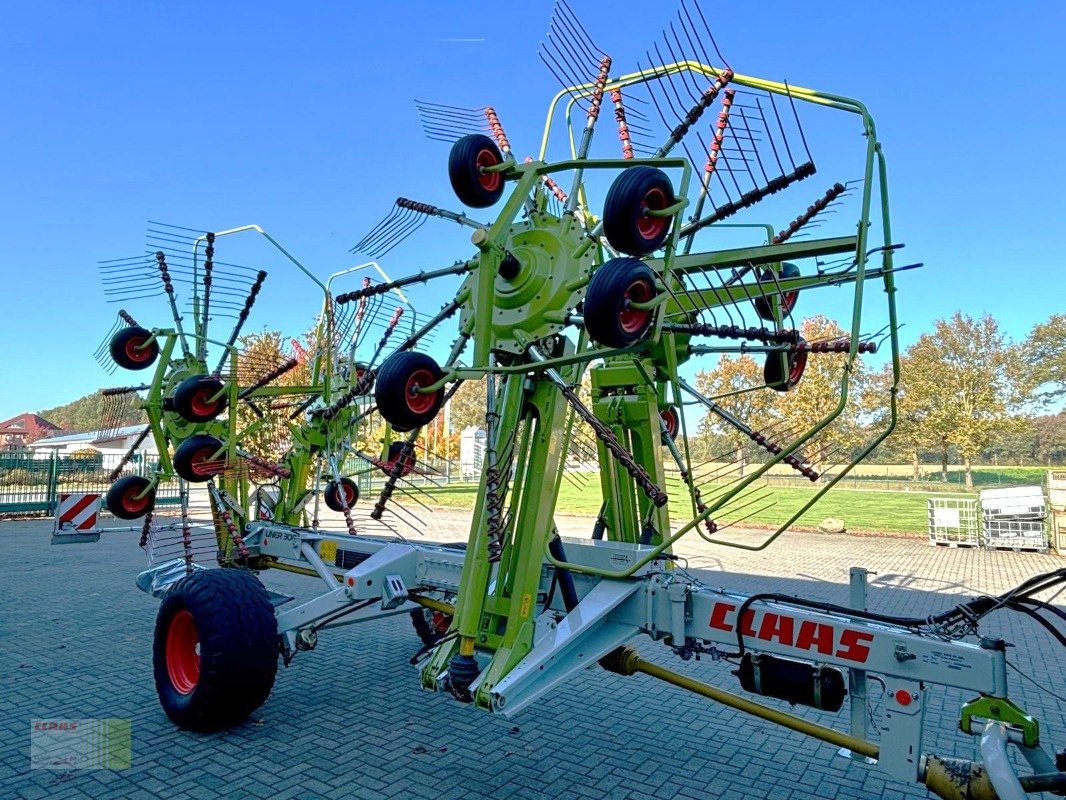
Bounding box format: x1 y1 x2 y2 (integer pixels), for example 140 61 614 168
0 413 62 450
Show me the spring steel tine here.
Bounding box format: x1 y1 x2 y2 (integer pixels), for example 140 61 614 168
681 161 816 238
212 268 266 374
154 251 192 358
565 53 611 212
483 107 514 160
772 183 847 245
680 0 731 71
680 380 818 481
398 300 461 352
395 197 486 231
683 90 735 255
237 358 299 400
610 89 635 159
528 346 668 507
351 206 424 258
539 38 590 110
105 426 149 482
732 106 769 187
197 233 215 361
549 6 600 70
654 64 733 158
336 262 472 305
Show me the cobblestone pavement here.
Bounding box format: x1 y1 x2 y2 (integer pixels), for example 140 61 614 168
1 512 1063 800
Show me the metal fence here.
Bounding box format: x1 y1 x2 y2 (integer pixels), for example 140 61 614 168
0 450 181 517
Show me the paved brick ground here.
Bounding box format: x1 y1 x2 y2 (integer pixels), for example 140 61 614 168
1 513 1063 800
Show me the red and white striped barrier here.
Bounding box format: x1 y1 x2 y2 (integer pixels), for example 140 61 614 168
51 493 101 544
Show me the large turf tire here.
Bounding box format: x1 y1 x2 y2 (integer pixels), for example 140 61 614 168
109 326 159 371
105 475 156 520
153 568 278 731
754 262 801 321
172 375 228 423
583 258 659 348
324 477 359 512
449 134 505 208
374 351 445 432
172 434 226 483
602 166 675 256
764 346 808 392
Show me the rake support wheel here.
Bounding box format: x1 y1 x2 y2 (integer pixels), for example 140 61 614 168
384 440 417 478
583 258 659 348
449 134 505 208
375 352 445 432
324 477 359 512
105 475 156 520
602 166 676 256
173 434 226 483
764 345 808 392
153 568 278 731
109 326 159 371
173 375 228 423
754 262 801 321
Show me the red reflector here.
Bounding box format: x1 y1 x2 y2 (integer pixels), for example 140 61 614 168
347 577 355 586
894 689 912 706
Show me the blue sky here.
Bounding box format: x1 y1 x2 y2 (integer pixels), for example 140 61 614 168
1 1 1063 421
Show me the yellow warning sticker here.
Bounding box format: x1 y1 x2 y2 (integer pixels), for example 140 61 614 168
319 538 338 564
519 593 532 617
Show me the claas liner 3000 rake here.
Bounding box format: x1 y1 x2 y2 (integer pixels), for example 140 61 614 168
78 4 1066 799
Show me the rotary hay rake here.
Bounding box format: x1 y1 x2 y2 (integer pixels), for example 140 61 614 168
76 3 1066 798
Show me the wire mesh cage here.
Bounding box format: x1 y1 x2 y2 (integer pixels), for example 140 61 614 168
927 496 980 548
979 486 1048 552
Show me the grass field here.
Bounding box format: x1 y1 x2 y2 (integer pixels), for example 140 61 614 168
423 478 939 535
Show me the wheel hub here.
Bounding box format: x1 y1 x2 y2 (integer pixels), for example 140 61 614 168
459 211 595 355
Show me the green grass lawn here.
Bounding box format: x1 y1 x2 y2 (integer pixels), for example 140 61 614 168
419 476 942 535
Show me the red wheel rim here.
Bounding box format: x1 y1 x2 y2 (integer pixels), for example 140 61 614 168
660 408 679 439
124 337 152 363
189 446 225 478
405 369 438 415
788 351 808 386
781 290 799 314
619 278 654 334
636 187 669 241
342 484 356 506
122 484 150 515
476 149 501 191
189 388 220 419
166 609 200 695
431 611 452 634
387 451 415 477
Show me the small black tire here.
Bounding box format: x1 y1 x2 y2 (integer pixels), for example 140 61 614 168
583 258 659 348
449 134 505 208
324 477 359 512
173 434 226 483
110 326 159 371
764 346 808 392
383 440 416 478
375 352 445 432
754 262 801 321
173 375 228 423
602 166 676 256
410 606 453 647
353 363 375 394
105 475 156 519
153 568 278 732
